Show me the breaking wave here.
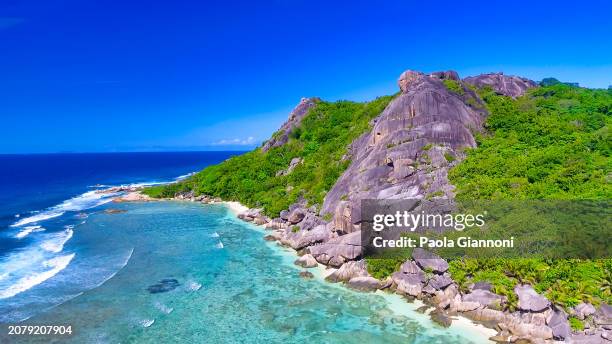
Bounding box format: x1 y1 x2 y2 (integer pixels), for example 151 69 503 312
0 254 75 300
40 226 74 253
15 225 45 239
11 191 118 228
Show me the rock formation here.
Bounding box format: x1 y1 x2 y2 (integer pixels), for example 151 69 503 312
464 72 537 98
187 69 612 342
262 97 319 152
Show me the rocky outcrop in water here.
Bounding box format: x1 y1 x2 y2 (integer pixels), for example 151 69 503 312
147 278 180 294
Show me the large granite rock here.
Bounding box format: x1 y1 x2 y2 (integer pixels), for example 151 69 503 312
276 157 303 176
287 208 306 224
321 70 485 236
281 224 330 250
463 72 537 98
600 303 612 319
391 271 423 296
294 254 318 268
568 332 611 344
325 260 368 282
514 284 551 312
427 273 453 290
399 260 423 274
547 308 571 340
308 230 362 267
462 289 505 308
346 276 382 291
574 302 597 320
262 98 318 152
412 248 449 274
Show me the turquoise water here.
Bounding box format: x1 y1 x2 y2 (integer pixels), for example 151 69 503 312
5 202 491 343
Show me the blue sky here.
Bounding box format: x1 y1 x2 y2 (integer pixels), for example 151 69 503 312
1 0 611 153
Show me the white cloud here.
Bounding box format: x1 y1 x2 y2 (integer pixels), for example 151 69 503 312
212 136 256 146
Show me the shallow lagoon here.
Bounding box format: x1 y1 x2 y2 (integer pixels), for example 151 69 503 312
5 202 492 343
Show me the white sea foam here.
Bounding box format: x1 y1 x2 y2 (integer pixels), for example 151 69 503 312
11 190 118 228
15 225 45 239
216 241 224 249
11 211 64 227
186 281 202 291
211 232 219 238
0 253 75 300
87 248 134 290
40 227 74 253
154 302 174 314
139 319 155 328
13 171 193 229
175 172 195 181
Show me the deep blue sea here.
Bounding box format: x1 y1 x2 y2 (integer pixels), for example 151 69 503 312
0 152 239 320
0 152 492 343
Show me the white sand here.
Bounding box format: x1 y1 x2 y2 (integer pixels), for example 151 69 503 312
222 201 249 215
222 202 496 342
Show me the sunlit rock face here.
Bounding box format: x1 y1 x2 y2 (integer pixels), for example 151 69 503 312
264 69 536 267
321 70 488 233
463 72 537 98
262 97 319 152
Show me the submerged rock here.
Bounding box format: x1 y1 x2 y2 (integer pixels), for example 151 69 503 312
430 309 452 328
416 305 431 313
104 208 127 214
147 278 180 294
299 271 314 279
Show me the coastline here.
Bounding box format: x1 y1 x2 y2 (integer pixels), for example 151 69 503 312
121 190 610 343
222 201 250 216
219 199 498 342
118 190 498 341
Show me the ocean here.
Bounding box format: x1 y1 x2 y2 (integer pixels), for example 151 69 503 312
0 152 491 343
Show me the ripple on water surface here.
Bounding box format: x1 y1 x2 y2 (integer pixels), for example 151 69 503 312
6 202 491 343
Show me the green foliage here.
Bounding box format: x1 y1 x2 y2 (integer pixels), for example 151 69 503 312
444 152 456 163
447 84 612 311
365 257 404 280
569 317 585 331
443 79 465 96
449 258 611 311
449 85 611 200
141 183 191 198
144 96 394 217
291 225 300 233
540 77 563 87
